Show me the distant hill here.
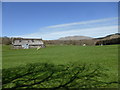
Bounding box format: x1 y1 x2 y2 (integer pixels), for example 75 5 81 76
95 33 120 45
44 33 120 46
58 36 93 40
95 33 120 40
1 33 120 45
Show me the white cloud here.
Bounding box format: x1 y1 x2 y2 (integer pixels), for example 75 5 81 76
20 25 118 40
47 17 118 28
15 17 118 40
48 25 117 39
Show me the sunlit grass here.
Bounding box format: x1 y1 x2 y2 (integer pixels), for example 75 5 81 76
2 45 119 87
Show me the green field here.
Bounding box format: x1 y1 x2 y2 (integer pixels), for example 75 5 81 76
3 45 118 68
2 45 119 88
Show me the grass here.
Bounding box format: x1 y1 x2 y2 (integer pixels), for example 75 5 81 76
2 45 119 88
3 63 112 88
3 45 118 68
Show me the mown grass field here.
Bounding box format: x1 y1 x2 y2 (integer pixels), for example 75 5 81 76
2 45 119 88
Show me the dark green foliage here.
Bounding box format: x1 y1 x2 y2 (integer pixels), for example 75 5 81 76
2 63 118 89
44 40 96 46
1 37 12 45
95 38 120 45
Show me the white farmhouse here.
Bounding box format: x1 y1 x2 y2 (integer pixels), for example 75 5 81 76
12 38 45 49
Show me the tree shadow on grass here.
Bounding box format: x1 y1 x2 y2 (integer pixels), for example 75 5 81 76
2 63 119 89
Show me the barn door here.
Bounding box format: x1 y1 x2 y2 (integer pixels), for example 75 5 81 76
26 44 29 49
22 44 29 49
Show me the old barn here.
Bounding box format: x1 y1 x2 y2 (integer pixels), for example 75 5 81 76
12 38 45 49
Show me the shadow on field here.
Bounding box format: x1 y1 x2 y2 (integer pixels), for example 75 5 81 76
2 63 119 89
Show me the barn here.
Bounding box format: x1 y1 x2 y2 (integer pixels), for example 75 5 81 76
12 38 45 49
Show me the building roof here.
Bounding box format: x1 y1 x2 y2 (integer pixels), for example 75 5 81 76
12 38 42 41
12 38 44 45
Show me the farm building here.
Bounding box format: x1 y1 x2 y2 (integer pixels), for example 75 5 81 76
12 38 45 49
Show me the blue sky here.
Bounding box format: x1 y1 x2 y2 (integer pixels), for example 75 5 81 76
2 2 118 40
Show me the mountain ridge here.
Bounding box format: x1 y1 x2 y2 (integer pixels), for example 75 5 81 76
58 35 93 40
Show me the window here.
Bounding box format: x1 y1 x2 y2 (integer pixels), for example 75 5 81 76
32 40 34 42
19 40 21 42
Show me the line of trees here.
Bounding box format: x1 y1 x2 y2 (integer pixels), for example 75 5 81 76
0 36 12 45
95 38 120 45
1 36 120 46
43 40 96 46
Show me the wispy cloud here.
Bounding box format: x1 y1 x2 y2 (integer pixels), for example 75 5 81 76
20 25 118 40
47 17 118 28
16 17 118 40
